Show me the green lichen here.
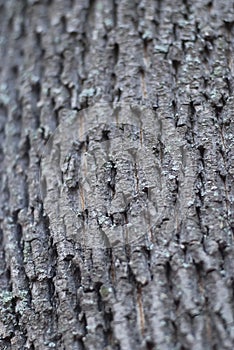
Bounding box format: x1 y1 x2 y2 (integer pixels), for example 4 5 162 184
23 241 31 260
0 83 10 105
213 66 223 77
80 88 95 98
100 285 112 299
104 18 113 29
0 291 14 304
154 44 168 53
18 290 28 300
142 30 153 40
97 3 103 10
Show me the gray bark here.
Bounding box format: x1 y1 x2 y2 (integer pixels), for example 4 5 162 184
0 0 234 349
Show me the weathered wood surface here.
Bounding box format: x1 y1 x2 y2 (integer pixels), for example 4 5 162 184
0 0 234 349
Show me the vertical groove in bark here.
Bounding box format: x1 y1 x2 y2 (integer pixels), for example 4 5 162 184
0 0 234 349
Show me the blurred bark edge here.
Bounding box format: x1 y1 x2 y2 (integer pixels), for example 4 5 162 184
0 1 233 349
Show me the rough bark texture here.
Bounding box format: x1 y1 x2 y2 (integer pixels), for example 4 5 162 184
0 0 234 349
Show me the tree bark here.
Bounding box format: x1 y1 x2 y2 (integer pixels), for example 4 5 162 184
0 0 234 349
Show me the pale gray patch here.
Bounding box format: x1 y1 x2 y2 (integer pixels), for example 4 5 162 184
40 103 195 249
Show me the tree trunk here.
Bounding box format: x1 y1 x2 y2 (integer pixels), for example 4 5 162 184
0 0 234 349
